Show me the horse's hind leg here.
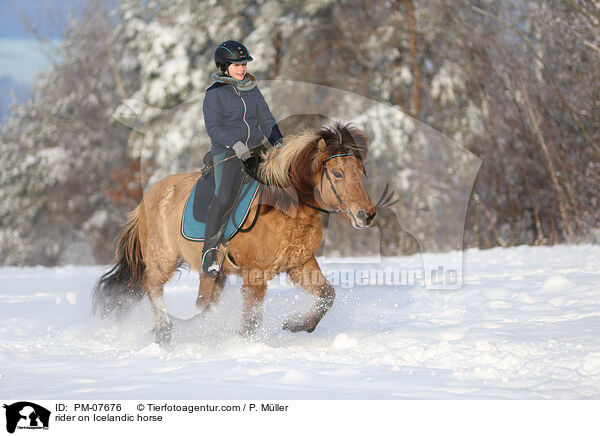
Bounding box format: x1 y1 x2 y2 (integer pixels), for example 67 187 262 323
144 264 176 346
283 257 335 333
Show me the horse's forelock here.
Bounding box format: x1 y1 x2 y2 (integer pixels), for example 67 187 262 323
317 122 369 163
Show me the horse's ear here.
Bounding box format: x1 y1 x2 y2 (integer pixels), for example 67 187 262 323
318 138 327 152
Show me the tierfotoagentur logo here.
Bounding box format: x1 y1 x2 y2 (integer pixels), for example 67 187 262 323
2 402 50 434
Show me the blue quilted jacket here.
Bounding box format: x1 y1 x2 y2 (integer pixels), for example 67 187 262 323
203 82 283 155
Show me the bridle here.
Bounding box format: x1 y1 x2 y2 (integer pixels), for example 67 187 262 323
305 152 355 215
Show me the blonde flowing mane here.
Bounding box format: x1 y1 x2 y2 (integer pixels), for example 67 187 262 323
258 129 321 189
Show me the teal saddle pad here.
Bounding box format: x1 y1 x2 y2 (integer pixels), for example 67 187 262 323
181 174 260 242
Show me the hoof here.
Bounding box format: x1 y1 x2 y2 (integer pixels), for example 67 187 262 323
151 322 173 347
282 316 316 333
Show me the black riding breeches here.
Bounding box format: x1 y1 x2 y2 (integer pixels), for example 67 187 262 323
203 152 244 248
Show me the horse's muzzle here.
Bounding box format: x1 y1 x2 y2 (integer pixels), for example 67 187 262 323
355 209 376 228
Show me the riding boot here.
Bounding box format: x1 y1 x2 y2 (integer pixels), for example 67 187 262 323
202 198 226 277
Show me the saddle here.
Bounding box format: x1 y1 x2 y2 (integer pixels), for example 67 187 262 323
180 152 262 242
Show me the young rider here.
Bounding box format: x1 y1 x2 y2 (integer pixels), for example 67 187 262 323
202 40 283 277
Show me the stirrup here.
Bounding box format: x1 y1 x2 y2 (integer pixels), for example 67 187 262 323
202 247 224 277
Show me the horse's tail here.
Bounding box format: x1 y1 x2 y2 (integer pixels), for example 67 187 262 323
91 204 145 318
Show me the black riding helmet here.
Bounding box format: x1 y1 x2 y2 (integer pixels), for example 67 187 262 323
214 40 253 73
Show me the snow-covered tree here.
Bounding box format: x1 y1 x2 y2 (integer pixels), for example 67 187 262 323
0 0 138 265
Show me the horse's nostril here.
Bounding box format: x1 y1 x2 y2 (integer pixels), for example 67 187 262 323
357 210 368 221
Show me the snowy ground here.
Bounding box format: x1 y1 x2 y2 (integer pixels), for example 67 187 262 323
1 245 600 399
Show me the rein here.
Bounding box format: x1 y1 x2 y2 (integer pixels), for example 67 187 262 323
200 154 238 175
224 151 352 216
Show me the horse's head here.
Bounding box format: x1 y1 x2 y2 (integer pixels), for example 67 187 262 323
312 123 376 228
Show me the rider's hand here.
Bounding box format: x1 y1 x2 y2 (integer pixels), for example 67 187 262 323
232 141 251 161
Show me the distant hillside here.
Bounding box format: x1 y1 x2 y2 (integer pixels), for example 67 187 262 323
0 75 30 123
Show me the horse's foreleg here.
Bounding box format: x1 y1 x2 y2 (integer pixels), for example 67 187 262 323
144 266 174 346
283 257 335 333
240 274 267 337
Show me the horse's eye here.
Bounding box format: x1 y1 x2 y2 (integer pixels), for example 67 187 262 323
333 171 343 179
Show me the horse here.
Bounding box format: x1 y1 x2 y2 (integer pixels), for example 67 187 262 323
92 122 377 345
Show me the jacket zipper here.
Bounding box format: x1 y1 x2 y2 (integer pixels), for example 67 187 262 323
233 87 251 148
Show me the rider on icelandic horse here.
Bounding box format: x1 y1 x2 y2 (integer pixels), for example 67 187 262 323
201 40 284 277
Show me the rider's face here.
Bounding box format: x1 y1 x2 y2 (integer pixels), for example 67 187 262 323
227 63 247 80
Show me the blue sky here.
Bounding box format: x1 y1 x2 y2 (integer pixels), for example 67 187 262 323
0 38 56 83
0 0 86 84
